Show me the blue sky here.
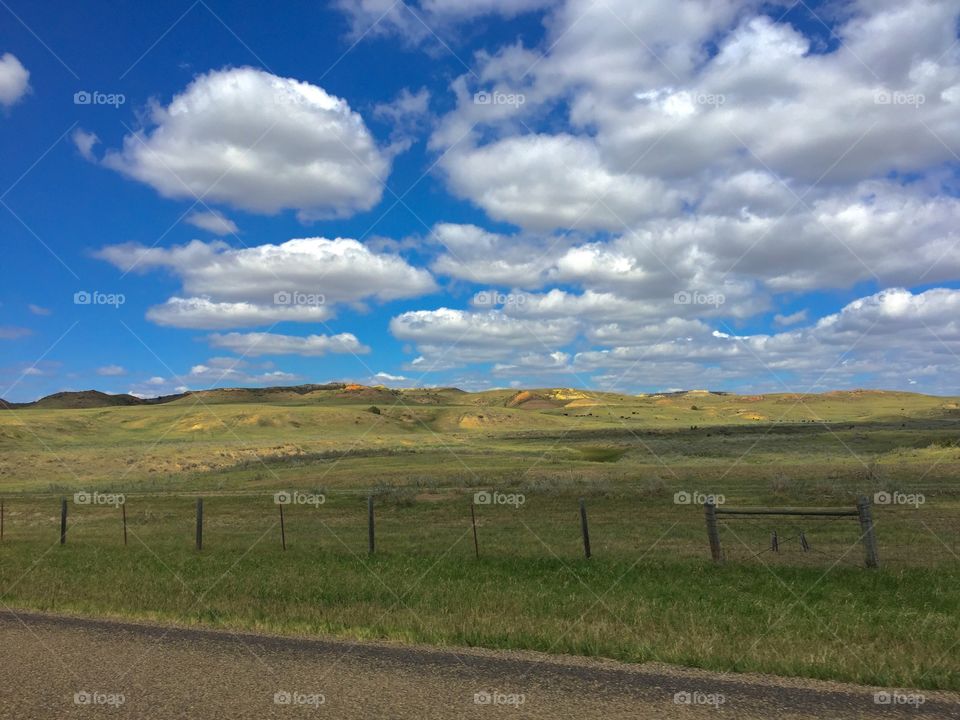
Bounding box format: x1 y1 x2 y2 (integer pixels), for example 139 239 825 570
1 0 960 401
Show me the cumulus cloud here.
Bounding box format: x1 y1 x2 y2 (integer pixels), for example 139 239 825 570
185 210 238 235
97 237 436 329
429 0 960 231
71 128 100 161
96 365 127 376
573 288 960 393
391 307 578 365
102 67 390 218
439 134 680 231
0 53 29 107
146 297 331 329
207 331 370 356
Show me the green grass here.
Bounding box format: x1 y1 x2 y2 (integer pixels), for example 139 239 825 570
0 491 957 690
1 389 959 690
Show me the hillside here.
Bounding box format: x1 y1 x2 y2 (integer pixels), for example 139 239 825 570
1 385 955 420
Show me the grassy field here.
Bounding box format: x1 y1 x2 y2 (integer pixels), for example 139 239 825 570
0 386 958 689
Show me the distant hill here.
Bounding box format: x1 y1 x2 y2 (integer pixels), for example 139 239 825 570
0 389 190 410
0 384 949 415
0 383 467 410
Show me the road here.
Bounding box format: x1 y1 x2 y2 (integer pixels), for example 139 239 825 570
0 610 955 718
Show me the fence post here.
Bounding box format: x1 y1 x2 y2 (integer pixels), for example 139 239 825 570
122 502 127 546
195 498 204 551
705 501 722 563
856 496 879 568
367 495 375 555
279 503 286 551
470 502 479 559
579 498 591 559
60 497 67 545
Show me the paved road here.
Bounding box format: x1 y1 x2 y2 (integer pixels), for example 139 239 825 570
0 610 955 719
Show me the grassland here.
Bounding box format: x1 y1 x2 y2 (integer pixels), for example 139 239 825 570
0 386 958 689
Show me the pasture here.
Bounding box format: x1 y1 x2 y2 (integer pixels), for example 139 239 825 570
1 386 958 689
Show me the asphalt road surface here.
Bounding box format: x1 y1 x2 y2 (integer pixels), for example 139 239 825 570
0 610 956 719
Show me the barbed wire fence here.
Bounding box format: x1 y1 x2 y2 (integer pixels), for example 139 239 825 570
0 491 957 568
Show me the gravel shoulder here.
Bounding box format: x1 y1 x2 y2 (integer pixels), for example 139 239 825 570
0 609 956 719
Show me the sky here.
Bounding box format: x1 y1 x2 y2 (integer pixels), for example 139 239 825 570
1 0 960 401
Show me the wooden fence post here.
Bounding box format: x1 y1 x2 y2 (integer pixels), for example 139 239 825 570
856 496 879 568
579 498 591 559
279 503 286 551
705 501 722 563
195 498 204 551
367 496 375 555
470 503 479 559
60 497 67 545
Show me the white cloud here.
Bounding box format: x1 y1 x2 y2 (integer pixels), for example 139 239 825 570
439 134 679 231
71 128 99 161
773 309 808 327
28 304 51 316
185 210 238 235
207 331 370 356
391 307 578 365
336 0 551 41
146 297 331 329
0 53 29 107
369 371 408 386
374 87 431 153
573 288 960 393
96 365 126 376
429 0 960 234
102 67 390 218
97 237 436 329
